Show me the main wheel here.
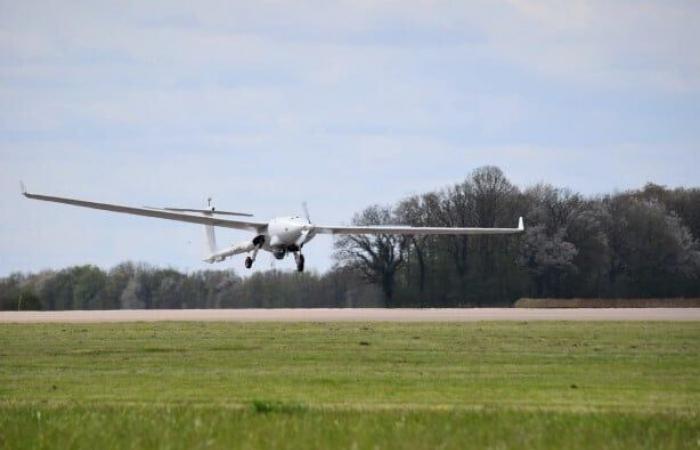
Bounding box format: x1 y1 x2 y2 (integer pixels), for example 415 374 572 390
244 256 253 269
296 254 305 272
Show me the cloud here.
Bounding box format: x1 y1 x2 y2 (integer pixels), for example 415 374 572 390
4 1 699 91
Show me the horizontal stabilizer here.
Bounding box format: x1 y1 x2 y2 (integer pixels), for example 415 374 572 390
144 206 253 217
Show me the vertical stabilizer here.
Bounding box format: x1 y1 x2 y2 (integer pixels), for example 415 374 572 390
204 221 217 255
204 197 217 256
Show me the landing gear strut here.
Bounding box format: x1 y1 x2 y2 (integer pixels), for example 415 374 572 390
294 252 305 272
245 236 265 270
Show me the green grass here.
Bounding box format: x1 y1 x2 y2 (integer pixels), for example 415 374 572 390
1 322 699 449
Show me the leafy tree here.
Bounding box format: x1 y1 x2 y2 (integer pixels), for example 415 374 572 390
519 225 578 297
606 197 700 297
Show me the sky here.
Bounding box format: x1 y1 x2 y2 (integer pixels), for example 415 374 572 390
1 0 699 276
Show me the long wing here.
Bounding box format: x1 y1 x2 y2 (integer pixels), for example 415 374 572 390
22 187 267 233
315 217 524 235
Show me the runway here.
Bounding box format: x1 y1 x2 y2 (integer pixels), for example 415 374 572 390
1 308 699 323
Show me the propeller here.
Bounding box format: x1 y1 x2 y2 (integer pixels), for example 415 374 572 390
302 201 311 223
296 201 314 247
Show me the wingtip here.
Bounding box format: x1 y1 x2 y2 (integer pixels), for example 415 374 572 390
19 181 27 196
518 216 524 231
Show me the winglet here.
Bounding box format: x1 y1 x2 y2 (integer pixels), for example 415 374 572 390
19 181 27 196
517 216 524 231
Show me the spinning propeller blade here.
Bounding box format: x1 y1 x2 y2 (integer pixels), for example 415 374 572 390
302 201 311 223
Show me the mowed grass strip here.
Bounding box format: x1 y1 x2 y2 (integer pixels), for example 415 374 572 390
0 321 699 449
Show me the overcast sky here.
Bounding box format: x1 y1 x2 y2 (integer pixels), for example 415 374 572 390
1 1 698 276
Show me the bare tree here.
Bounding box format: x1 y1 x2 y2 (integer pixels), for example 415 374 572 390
333 205 408 305
443 182 474 278
468 167 520 283
470 166 518 227
395 194 435 298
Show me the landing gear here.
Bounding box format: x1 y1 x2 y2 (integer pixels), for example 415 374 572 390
245 236 265 270
294 252 305 272
245 247 259 269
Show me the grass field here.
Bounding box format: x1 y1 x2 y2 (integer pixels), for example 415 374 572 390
1 321 698 449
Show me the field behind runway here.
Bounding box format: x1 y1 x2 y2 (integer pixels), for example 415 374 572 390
1 321 699 449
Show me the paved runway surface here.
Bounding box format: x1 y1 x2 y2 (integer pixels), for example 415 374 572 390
1 308 699 323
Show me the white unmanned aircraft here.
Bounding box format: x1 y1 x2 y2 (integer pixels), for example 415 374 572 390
21 184 524 272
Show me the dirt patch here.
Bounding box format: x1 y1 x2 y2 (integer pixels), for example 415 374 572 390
514 298 700 308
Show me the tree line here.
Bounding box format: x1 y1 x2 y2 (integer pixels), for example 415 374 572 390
0 264 381 310
1 166 699 310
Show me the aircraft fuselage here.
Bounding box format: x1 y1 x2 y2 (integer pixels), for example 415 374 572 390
262 216 316 257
